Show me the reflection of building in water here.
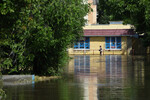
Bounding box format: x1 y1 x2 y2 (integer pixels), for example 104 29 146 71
68 55 146 100
68 55 125 100
105 55 122 83
74 55 98 100
98 55 123 100
74 55 90 75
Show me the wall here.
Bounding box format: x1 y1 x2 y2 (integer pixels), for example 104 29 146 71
68 36 133 55
87 0 97 25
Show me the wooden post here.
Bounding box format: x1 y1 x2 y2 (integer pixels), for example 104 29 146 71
93 50 94 55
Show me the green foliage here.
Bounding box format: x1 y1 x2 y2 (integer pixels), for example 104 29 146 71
97 0 110 24
0 0 90 75
97 0 124 24
97 0 150 46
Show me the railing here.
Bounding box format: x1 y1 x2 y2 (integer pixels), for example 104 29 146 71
72 49 124 55
73 49 102 55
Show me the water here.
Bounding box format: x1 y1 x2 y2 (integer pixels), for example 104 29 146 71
3 55 150 100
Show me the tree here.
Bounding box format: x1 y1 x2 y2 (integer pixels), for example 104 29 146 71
97 0 110 24
0 0 90 75
97 0 150 46
97 0 124 24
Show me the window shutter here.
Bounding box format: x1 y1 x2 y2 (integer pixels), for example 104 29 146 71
85 37 90 49
105 37 110 49
80 40 84 49
111 37 115 49
117 37 121 49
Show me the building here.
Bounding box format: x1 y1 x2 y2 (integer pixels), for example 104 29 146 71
68 0 137 55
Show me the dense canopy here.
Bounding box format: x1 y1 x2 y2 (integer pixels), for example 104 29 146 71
97 0 150 46
0 0 90 75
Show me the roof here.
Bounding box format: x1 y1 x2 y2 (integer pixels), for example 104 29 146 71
84 29 135 36
83 24 136 36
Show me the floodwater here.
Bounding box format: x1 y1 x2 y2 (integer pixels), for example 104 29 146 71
3 55 150 100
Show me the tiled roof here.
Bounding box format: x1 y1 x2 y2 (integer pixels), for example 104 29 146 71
84 29 135 36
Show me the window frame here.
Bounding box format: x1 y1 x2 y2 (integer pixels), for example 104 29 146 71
74 37 90 50
105 37 121 50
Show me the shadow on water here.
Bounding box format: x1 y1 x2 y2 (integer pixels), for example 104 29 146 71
3 55 150 100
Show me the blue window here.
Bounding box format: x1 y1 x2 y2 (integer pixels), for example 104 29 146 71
111 37 115 49
80 40 84 49
85 37 90 49
105 37 121 50
106 37 110 49
116 37 121 49
74 37 90 49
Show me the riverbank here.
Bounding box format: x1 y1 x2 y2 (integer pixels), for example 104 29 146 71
35 76 61 82
2 75 61 86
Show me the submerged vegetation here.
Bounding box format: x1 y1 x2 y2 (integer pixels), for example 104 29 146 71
0 0 90 75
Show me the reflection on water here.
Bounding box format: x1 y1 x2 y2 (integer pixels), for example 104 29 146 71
74 55 90 75
68 55 150 100
3 55 150 100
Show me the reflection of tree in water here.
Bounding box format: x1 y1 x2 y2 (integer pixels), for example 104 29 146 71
132 56 150 100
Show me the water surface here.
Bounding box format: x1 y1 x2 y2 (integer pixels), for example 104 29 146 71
3 55 150 100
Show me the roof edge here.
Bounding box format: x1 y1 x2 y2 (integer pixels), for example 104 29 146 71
83 25 134 30
84 35 135 37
